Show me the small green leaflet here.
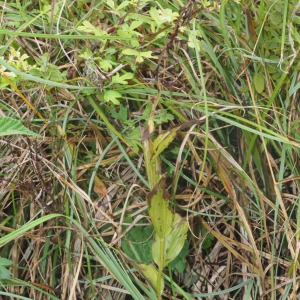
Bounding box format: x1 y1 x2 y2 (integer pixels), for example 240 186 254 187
253 72 265 94
111 72 134 85
0 257 12 281
103 90 122 105
122 49 157 63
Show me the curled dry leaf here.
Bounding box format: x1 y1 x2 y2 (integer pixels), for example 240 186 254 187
93 176 107 196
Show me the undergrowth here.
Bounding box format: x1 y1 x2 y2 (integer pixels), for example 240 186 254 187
0 0 299 299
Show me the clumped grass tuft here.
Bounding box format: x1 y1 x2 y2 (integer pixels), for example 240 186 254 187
0 0 299 299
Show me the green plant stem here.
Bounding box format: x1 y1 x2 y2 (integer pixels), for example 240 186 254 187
156 238 165 300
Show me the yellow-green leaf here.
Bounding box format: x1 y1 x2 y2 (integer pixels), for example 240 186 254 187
152 234 161 266
139 263 164 295
151 128 178 164
147 177 174 238
152 214 188 267
164 214 188 265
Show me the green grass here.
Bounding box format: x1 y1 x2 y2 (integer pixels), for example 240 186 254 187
0 0 299 299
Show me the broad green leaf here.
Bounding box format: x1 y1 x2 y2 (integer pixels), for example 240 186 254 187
147 177 173 238
253 72 265 94
139 264 164 295
121 217 153 264
0 117 41 138
149 7 163 28
151 234 161 267
201 227 215 250
164 214 188 266
152 214 188 267
103 90 122 105
0 257 13 281
159 8 179 23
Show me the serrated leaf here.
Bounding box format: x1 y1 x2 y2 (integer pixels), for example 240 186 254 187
103 90 122 105
99 59 114 72
0 117 41 138
126 127 142 152
139 264 164 295
155 110 174 124
147 177 173 238
122 49 157 63
110 104 128 121
253 72 265 94
79 49 93 60
111 72 134 85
